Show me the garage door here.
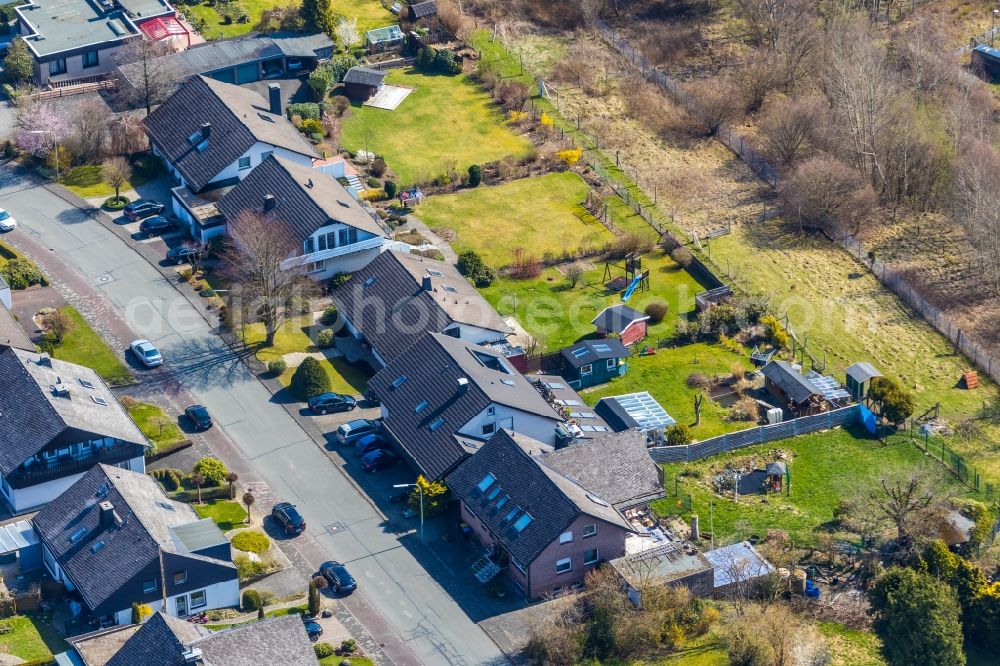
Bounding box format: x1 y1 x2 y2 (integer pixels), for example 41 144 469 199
236 62 259 84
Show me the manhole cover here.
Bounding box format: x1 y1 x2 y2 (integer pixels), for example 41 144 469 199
96 273 114 283
324 522 346 535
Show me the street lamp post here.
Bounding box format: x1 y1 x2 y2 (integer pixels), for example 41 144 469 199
394 482 423 543
27 130 60 182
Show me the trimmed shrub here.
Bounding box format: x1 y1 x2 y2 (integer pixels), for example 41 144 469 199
317 328 334 348
370 158 387 177
104 196 129 210
457 250 485 277
290 356 331 399
307 65 334 99
384 179 397 198
416 46 436 71
472 267 496 288
286 102 320 121
231 530 270 554
0 256 47 289
664 423 693 446
686 373 711 389
242 589 263 611
320 304 338 325
193 457 229 485
268 359 287 376
314 643 335 659
670 246 693 267
467 164 482 187
300 118 324 136
644 301 668 324
366 176 380 188
235 555 270 581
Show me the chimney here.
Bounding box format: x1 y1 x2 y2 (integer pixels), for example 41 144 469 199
267 82 281 115
200 122 211 139
36 353 52 367
422 274 432 292
263 194 276 212
99 501 116 529
457 377 469 392
306 178 314 189
51 377 70 398
183 647 203 663
690 514 700 541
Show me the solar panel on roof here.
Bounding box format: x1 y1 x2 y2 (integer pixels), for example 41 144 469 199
593 343 613 353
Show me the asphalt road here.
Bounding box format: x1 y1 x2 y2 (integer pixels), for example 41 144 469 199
0 168 506 666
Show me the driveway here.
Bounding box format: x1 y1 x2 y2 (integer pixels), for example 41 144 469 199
0 168 508 666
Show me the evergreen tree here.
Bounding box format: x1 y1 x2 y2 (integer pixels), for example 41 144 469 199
4 38 33 84
300 0 333 36
290 357 332 400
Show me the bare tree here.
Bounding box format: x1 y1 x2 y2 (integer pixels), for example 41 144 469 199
781 154 877 236
222 212 311 346
192 473 205 504
759 96 825 166
688 77 744 136
101 157 132 203
953 139 1000 295
869 474 935 547
565 262 585 288
70 98 111 163
108 112 149 156
115 39 176 114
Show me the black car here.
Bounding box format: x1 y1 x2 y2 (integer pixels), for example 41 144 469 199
307 392 356 414
124 199 165 220
362 448 399 473
184 404 213 430
302 617 323 642
139 215 176 237
166 245 201 265
319 561 357 594
272 502 306 536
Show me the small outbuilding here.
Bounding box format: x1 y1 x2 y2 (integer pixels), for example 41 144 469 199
764 461 786 492
343 66 389 101
761 360 822 416
366 24 405 52
591 304 649 347
703 541 775 599
408 0 438 21
561 338 629 389
845 361 881 401
596 392 675 441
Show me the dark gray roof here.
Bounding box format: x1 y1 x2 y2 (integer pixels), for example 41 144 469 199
561 338 628 369
846 361 881 383
0 302 35 352
217 155 385 241
106 612 205 666
0 348 148 476
194 614 317 666
32 465 214 612
369 333 561 480
331 251 510 364
447 430 630 568
765 461 787 476
761 360 820 404
143 76 317 192
540 430 664 509
594 397 638 432
169 518 227 553
267 31 335 57
409 0 438 18
343 66 388 87
591 304 648 334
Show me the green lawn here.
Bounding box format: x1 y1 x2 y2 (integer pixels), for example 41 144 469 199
205 604 308 631
653 426 967 547
194 500 246 531
0 614 68 662
320 657 375 666
45 307 133 385
480 246 710 351
340 67 532 186
582 343 751 440
185 0 392 40
61 164 153 199
659 634 728 665
419 172 626 268
243 317 370 396
818 622 885 666
126 401 186 451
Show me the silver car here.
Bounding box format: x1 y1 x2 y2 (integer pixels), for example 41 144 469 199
129 339 163 368
0 209 16 232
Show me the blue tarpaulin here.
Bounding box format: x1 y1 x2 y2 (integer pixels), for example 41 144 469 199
859 404 877 435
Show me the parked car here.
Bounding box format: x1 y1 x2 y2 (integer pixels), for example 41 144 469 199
354 434 387 457
334 419 379 445
302 617 323 641
362 448 399 473
319 561 357 594
166 244 201 265
129 339 162 368
139 216 176 238
124 199 165 220
0 209 16 232
184 405 213 431
271 502 306 536
388 489 410 504
307 392 356 414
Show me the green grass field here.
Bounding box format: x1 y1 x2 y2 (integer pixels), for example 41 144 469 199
186 0 393 40
126 401 186 451
45 307 133 385
480 245 710 351
195 500 247 531
0 615 68 662
340 67 532 186
653 426 967 546
61 165 151 199
244 317 370 396
582 343 750 439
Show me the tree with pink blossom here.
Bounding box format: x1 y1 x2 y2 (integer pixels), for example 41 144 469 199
14 103 67 158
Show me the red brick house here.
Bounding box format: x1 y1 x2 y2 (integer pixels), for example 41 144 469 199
447 429 664 598
591 304 649 347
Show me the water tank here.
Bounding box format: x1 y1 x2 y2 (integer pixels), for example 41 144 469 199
766 407 784 424
791 568 807 594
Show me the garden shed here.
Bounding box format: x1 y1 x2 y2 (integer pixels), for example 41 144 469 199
343 66 389 101
591 304 649 347
845 361 881 401
408 0 437 21
596 392 675 440
560 339 629 389
760 360 822 416
366 24 405 52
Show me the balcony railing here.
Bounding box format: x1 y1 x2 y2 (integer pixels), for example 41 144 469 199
9 443 146 489
282 236 386 270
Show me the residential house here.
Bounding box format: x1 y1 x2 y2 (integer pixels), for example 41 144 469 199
14 0 165 86
560 338 628 389
33 464 238 626
447 430 638 598
331 250 513 367
143 75 318 239
342 66 388 101
118 32 334 93
61 610 317 665
591 304 649 347
0 347 149 513
217 154 389 279
368 333 564 480
760 360 822 416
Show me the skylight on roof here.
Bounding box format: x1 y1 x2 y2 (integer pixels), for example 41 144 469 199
585 492 610 507
544 382 565 389
500 379 516 386
90 540 106 553
91 396 108 406
391 375 407 389
428 416 445 432
486 484 502 501
427 270 444 277
158 501 175 511
188 131 201 144
503 507 520 523
364 275 377 287
512 512 534 533
78 378 95 389
442 285 458 293
593 343 613 353
495 495 509 510
572 347 589 358
196 140 209 153
414 400 429 413
69 527 87 543
476 473 496 493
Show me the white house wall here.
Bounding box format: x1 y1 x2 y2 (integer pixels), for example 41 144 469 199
6 455 144 514
206 142 313 188
114 578 239 624
458 404 561 445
